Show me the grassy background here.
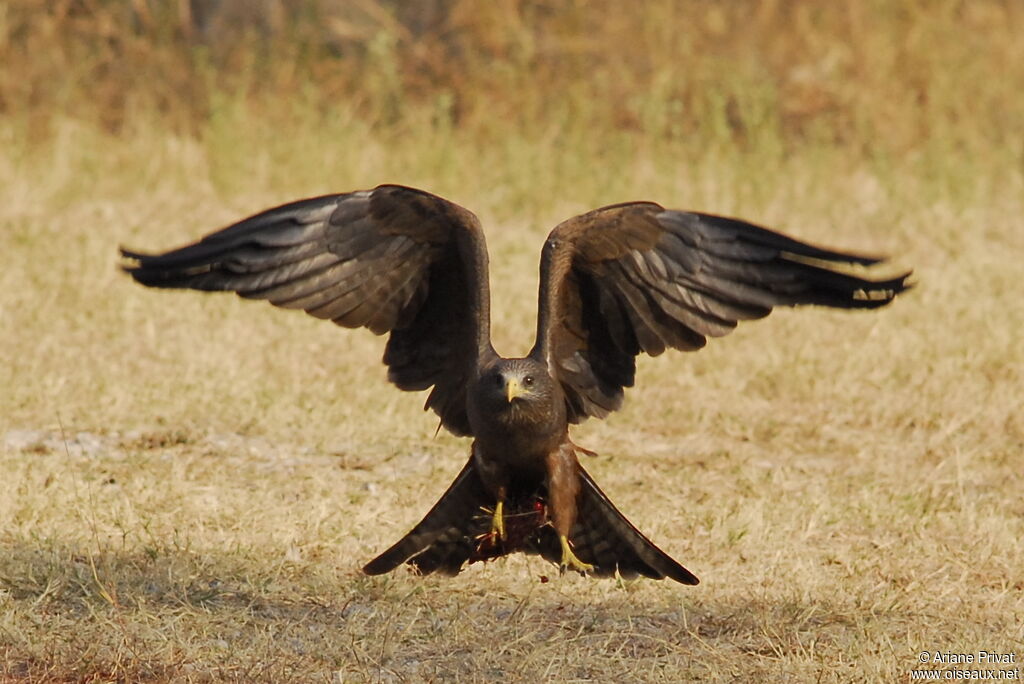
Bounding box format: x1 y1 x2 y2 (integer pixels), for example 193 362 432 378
2 1 1022 681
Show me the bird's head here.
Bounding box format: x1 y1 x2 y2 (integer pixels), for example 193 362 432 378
480 358 555 418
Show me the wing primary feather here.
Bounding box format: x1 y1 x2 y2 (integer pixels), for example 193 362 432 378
660 211 887 265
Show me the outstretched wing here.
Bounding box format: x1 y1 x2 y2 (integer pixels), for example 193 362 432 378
121 184 494 436
531 202 912 423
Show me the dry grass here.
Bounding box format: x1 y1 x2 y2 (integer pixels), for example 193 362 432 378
2 1 1023 682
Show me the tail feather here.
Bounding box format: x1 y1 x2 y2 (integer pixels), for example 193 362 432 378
549 464 699 584
362 458 491 576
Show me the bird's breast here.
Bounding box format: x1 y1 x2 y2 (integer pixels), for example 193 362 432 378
473 419 552 469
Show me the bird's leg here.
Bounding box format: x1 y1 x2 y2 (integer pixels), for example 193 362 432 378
559 535 593 574
491 499 506 541
491 485 507 541
546 444 593 574
472 443 508 543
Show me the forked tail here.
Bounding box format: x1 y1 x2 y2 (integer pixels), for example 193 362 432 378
363 457 698 585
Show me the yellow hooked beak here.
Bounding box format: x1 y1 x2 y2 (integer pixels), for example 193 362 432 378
506 377 526 402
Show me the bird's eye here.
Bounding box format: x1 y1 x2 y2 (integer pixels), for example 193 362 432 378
495 374 504 386
523 375 534 386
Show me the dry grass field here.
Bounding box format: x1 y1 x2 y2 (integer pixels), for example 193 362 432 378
2 1 1023 681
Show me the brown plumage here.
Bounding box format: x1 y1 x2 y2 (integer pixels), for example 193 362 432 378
121 184 911 585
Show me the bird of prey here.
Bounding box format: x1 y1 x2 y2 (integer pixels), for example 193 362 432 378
121 184 910 585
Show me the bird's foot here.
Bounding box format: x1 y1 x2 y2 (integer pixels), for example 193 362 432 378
558 535 593 575
491 500 506 541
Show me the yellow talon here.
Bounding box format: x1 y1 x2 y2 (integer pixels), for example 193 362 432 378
491 500 506 541
559 535 594 574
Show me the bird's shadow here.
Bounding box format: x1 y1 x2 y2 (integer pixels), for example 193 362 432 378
2 536 873 681
2 534 853 636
